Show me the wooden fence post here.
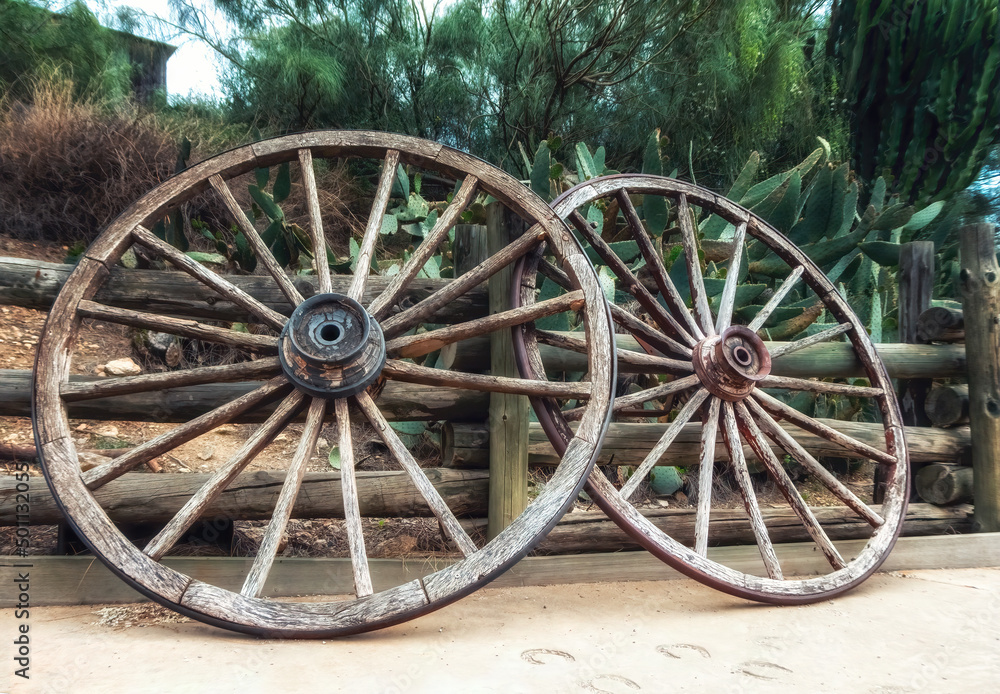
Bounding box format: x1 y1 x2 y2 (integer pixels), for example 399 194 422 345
485 204 529 539
959 224 1000 532
453 224 488 277
443 224 488 371
893 241 934 501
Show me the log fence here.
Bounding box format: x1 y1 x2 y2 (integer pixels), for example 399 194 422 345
1 222 997 557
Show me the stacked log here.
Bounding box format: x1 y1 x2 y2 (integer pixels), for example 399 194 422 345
913 299 976 507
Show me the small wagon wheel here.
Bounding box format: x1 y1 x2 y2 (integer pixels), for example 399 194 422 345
514 174 908 604
32 131 615 637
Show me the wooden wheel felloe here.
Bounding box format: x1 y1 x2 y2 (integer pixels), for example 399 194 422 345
32 131 615 637
517 174 908 604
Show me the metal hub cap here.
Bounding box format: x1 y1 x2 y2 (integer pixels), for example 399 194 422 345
692 325 771 402
278 293 386 398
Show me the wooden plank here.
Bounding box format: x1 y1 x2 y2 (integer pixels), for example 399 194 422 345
959 224 1000 532
486 203 529 539
6 531 998 607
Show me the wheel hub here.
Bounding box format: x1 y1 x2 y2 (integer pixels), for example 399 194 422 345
278 293 386 398
692 326 771 401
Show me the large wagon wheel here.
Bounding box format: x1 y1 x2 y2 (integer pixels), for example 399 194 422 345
32 131 615 637
514 174 908 604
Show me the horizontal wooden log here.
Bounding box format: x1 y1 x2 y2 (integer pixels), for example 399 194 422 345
443 419 970 468
519 502 973 554
0 370 487 422
0 256 486 323
916 464 974 506
925 384 970 428
0 469 489 525
916 306 965 343
447 334 966 379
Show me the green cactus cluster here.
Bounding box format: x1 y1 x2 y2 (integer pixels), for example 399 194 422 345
521 129 951 348
828 0 1000 205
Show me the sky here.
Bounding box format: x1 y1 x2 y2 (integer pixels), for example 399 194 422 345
86 0 228 101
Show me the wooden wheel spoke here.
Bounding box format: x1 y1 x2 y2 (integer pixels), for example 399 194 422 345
617 190 704 342
131 225 287 330
757 375 883 398
355 392 478 556
209 174 304 307
567 210 697 347
694 396 721 556
335 398 373 597
535 330 694 375
143 390 307 560
241 397 327 598
82 377 290 490
380 226 546 339
747 266 804 332
677 194 715 337
752 390 896 466
609 303 692 359
369 176 479 320
386 290 584 359
61 357 281 402
734 401 847 571
610 374 700 414
538 257 572 289
744 397 884 528
619 388 710 501
298 149 333 294
348 149 401 301
383 359 591 399
714 221 747 333
720 402 782 579
76 300 279 353
768 323 852 358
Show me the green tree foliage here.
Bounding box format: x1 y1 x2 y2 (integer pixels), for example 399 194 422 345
828 0 1000 204
475 0 840 180
0 0 132 102
172 0 838 182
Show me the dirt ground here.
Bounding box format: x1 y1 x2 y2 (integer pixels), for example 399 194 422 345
1 567 998 693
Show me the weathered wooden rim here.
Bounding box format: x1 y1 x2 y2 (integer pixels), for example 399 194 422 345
31 131 616 637
521 173 909 604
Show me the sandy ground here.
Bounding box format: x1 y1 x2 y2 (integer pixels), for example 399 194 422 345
2 567 999 693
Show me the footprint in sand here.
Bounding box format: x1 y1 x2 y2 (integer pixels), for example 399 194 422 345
579 674 641 693
656 643 711 660
521 648 576 665
735 660 794 680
